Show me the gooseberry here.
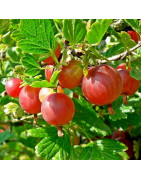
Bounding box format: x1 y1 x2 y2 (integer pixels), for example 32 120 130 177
127 31 140 43
41 93 75 126
117 63 140 104
19 85 41 114
58 60 83 89
39 87 54 103
82 64 122 114
5 78 23 98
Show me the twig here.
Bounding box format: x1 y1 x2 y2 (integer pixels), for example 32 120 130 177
1 91 7 97
54 20 63 36
70 41 141 65
34 114 38 124
57 126 64 137
0 118 44 128
99 41 141 64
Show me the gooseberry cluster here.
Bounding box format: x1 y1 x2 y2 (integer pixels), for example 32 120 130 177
5 39 140 137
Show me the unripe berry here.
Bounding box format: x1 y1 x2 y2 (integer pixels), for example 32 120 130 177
39 88 54 103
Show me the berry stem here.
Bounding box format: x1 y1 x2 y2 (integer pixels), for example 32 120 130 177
1 91 7 97
50 49 59 65
34 114 38 124
123 94 128 104
57 126 64 137
107 104 115 114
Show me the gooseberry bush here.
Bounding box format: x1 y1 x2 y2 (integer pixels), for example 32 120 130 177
1 19 141 160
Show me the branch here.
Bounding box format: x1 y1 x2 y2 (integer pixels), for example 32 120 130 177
0 114 47 128
97 41 141 64
0 120 41 127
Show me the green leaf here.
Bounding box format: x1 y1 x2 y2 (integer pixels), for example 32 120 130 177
0 19 10 34
109 97 141 130
1 32 15 47
63 89 73 98
9 19 20 30
0 82 5 93
70 146 84 160
137 47 141 56
71 86 83 96
54 19 63 25
109 96 134 121
28 127 71 160
87 19 112 44
63 19 87 46
124 19 140 34
19 137 38 148
39 54 50 62
0 130 11 144
79 139 128 160
18 19 55 54
21 54 41 76
130 126 141 137
130 59 141 80
28 128 49 138
72 96 112 137
110 114 141 131
6 47 21 63
90 46 107 60
53 19 63 33
11 30 25 41
1 61 12 76
50 70 60 85
24 77 41 85
107 26 121 39
31 80 56 88
133 140 140 159
119 31 136 49
102 43 124 58
0 96 19 106
57 134 71 160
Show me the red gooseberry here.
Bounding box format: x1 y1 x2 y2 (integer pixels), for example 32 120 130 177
19 85 41 114
41 93 75 126
5 78 23 98
116 63 140 104
82 64 122 114
116 63 131 71
127 31 140 43
58 60 83 89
